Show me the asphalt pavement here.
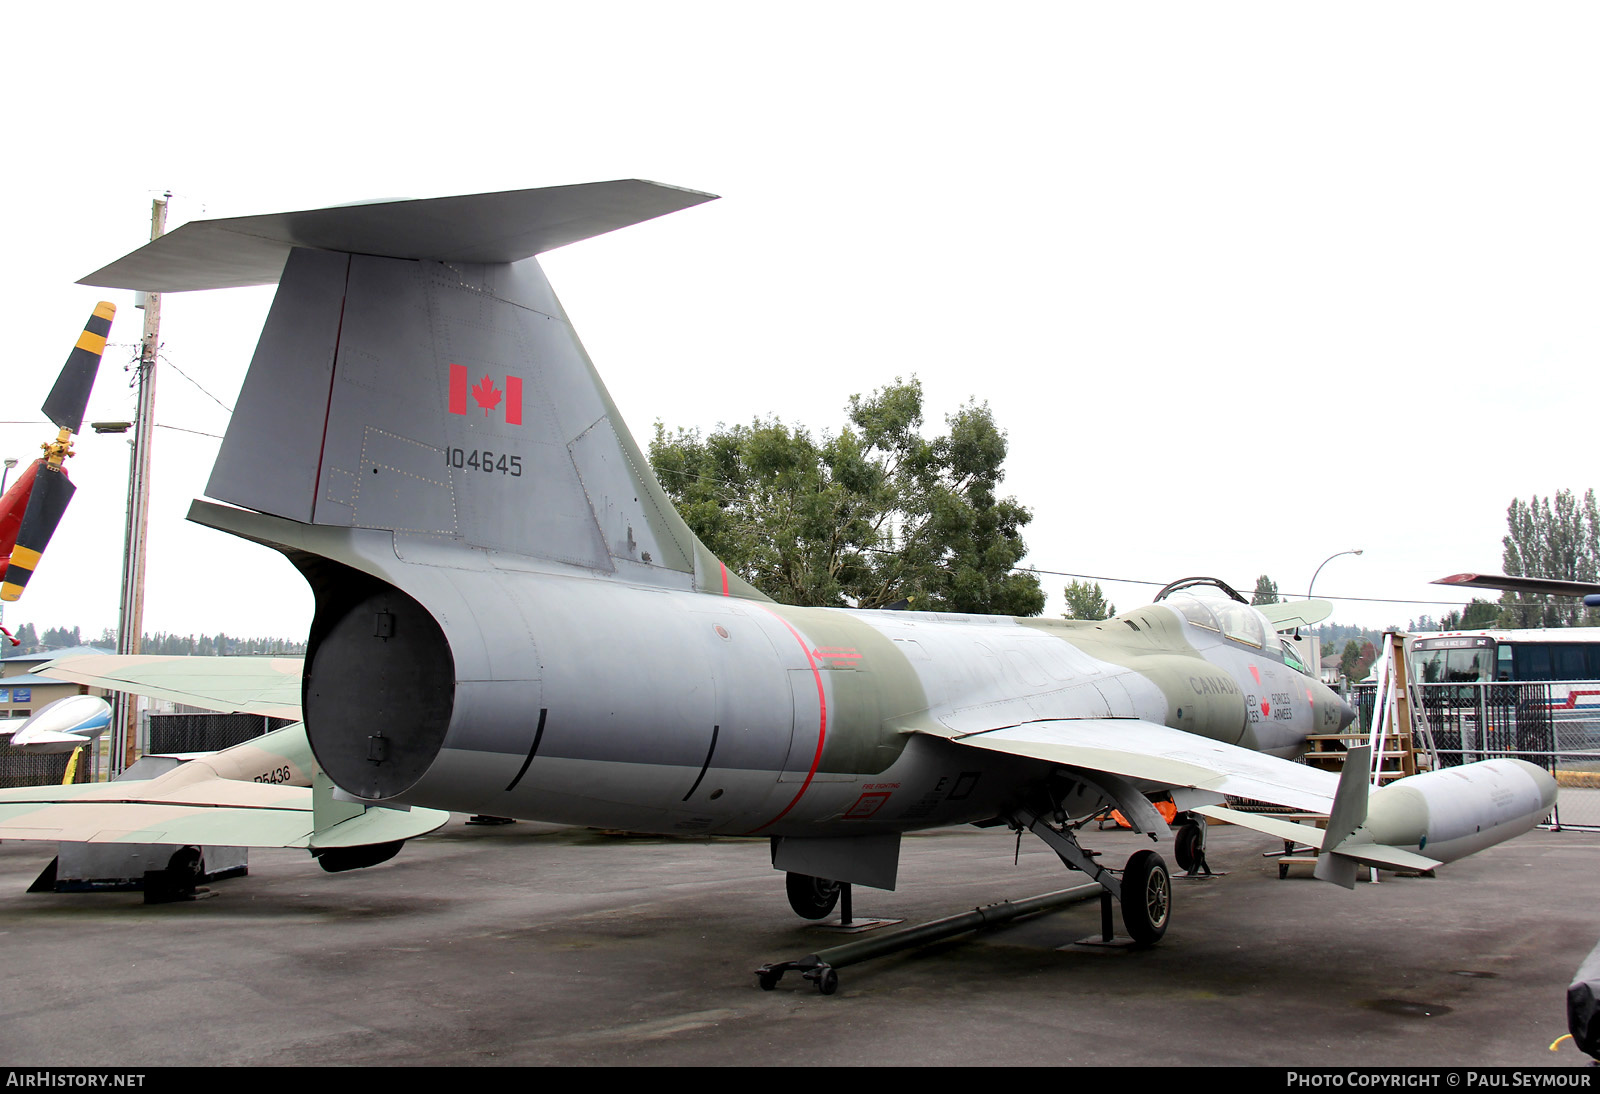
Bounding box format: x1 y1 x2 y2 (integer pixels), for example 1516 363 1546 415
0 817 1594 1067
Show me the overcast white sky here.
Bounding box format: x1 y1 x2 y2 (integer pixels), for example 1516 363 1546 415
2 2 1596 645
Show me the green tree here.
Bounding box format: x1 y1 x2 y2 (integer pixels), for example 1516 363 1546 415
1250 575 1280 605
1498 489 1600 628
1339 639 1362 681
1440 599 1499 631
1062 580 1115 621
1354 640 1378 680
650 378 1045 615
40 625 81 650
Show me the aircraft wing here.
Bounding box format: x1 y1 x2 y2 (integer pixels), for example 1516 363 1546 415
1255 599 1334 631
39 654 303 718
1432 572 1600 598
920 718 1340 815
1190 804 1443 872
0 771 446 847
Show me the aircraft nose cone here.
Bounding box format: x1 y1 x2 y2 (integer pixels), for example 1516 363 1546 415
1337 697 1357 731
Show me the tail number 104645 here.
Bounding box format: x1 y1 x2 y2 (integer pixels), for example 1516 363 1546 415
444 447 522 477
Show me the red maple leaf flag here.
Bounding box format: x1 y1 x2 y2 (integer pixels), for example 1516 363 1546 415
472 375 502 416
447 364 521 424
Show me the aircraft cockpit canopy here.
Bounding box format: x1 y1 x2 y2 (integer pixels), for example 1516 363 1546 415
1279 638 1309 675
1165 594 1268 649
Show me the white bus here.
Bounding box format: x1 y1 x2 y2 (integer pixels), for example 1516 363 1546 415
1411 630 1600 744
1412 628 1600 685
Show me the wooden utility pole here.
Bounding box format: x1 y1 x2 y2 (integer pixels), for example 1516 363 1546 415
111 194 167 774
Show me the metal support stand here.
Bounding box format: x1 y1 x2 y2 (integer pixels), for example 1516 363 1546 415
755 883 1100 995
814 882 900 934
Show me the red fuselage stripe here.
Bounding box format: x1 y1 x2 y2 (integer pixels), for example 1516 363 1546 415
746 607 826 834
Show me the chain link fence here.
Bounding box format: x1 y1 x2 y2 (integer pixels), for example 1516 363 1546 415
148 713 295 755
1353 679 1598 829
0 740 86 788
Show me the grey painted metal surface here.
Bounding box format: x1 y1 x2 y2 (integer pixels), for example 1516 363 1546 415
71 184 1556 933
78 180 717 291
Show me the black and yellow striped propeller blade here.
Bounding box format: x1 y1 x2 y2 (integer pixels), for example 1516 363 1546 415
1 464 74 601
0 302 115 602
44 301 115 434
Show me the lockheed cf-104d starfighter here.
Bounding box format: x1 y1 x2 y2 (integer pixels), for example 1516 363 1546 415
58 181 1554 943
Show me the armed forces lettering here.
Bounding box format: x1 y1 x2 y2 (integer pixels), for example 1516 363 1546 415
448 363 524 425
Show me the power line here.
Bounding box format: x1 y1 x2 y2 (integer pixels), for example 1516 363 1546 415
155 423 224 440
156 352 234 414
649 461 1478 610
1018 568 1473 608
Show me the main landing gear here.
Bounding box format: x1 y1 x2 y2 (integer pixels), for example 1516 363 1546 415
1008 805 1172 946
1173 815 1212 877
785 872 843 920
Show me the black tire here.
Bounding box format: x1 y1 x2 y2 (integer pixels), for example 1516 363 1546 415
1121 849 1171 946
785 872 842 920
166 847 204 886
1174 822 1205 873
816 968 839 996
757 969 782 991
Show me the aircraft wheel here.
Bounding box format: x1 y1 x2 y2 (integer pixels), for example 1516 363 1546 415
816 968 839 996
785 872 842 920
1174 822 1205 873
1121 849 1171 946
166 846 204 887
757 969 782 991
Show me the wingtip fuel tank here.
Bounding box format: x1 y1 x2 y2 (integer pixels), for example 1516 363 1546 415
1361 758 1558 864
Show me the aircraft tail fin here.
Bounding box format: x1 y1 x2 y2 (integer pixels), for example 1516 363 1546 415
84 182 765 600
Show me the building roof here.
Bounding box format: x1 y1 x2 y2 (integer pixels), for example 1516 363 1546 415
2 646 113 664
0 672 70 687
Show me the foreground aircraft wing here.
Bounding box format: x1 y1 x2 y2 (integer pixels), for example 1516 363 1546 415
919 718 1340 815
39 654 303 718
0 768 446 849
1190 804 1443 872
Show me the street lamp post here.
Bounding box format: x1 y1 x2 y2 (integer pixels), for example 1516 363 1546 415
1309 548 1363 602
1308 549 1363 682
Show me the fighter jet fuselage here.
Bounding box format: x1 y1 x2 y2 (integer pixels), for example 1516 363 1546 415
269 517 1347 839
